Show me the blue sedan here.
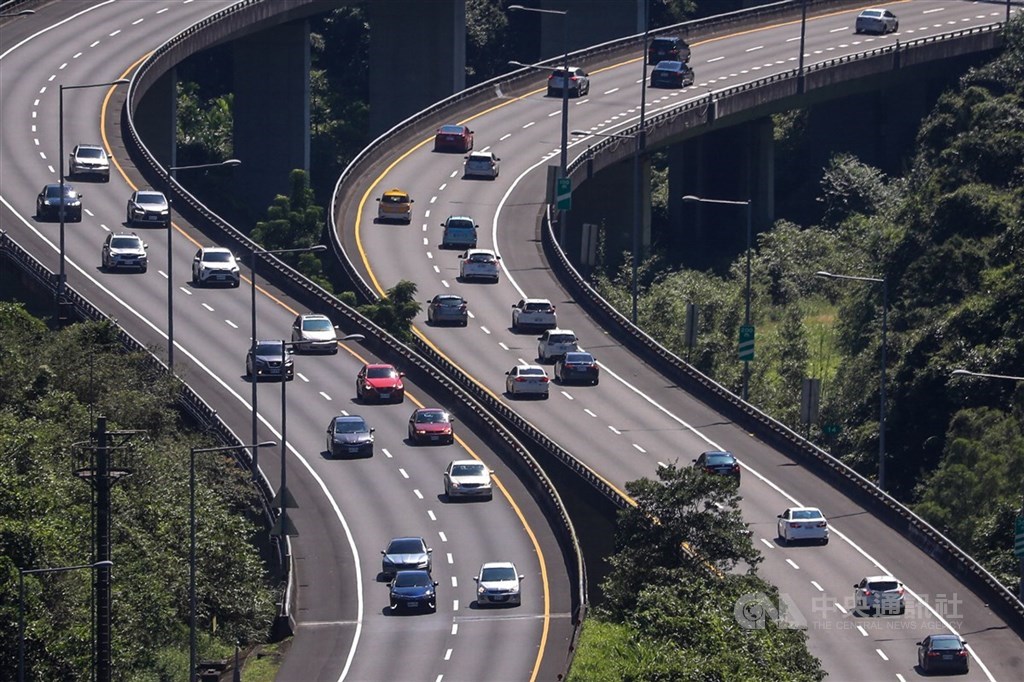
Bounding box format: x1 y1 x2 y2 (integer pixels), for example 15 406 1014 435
389 570 438 613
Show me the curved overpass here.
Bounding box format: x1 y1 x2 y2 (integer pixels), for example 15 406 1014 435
0 2 578 680
332 2 1024 681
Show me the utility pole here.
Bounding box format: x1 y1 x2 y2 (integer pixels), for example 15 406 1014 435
75 417 137 682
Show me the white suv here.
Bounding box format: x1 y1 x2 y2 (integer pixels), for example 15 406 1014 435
458 248 501 283
512 298 556 331
191 246 240 287
537 328 578 363
68 144 110 182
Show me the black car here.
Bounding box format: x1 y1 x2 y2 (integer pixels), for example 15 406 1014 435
917 634 969 675
36 183 83 222
650 60 694 88
647 36 690 65
325 415 374 458
554 351 600 385
388 570 438 613
693 450 741 482
245 340 294 381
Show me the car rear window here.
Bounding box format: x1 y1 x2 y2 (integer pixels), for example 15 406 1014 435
704 452 736 464
550 334 574 344
382 194 408 204
525 302 550 311
438 298 463 307
868 580 900 591
930 638 962 650
469 253 495 263
521 368 545 376
564 353 593 363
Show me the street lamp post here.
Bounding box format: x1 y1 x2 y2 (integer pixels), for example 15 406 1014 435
248 244 327 481
19 560 113 682
950 367 1024 600
57 79 129 322
509 4 570 236
798 0 808 91
816 270 888 491
165 159 241 372
189 442 275 682
683 195 753 400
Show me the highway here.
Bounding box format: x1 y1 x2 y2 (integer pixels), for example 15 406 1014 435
336 2 1024 681
0 2 573 681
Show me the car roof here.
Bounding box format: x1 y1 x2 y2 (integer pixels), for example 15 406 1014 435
928 634 963 642
75 143 104 150
862 574 900 582
786 506 823 513
382 188 409 196
523 297 552 304
300 313 330 320
480 561 516 571
449 458 484 468
515 363 545 371
466 151 495 159
465 248 495 256
334 414 365 422
201 246 232 254
445 215 475 223
388 535 425 544
545 327 575 334
439 124 467 132
655 60 684 69
416 407 448 414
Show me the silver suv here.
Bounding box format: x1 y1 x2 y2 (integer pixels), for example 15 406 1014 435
191 246 240 287
68 144 110 182
537 328 578 363
101 232 147 272
547 66 590 97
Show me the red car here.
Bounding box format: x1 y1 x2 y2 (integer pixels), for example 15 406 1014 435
356 363 405 403
407 408 455 444
434 124 474 153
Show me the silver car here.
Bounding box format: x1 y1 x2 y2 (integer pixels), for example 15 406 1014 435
126 190 170 228
463 151 500 180
101 232 148 272
474 561 524 606
505 364 550 399
381 536 432 579
443 459 492 500
855 8 898 35
68 144 110 182
325 415 374 458
427 294 469 326
291 313 339 353
853 575 905 615
547 66 590 97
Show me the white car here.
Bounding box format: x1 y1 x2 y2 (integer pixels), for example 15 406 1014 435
101 232 147 272
68 144 110 182
505 364 549 399
474 561 524 607
459 248 501 283
855 8 898 35
443 459 493 500
512 298 557 331
191 246 240 287
853 575 906 615
776 507 829 545
291 313 339 354
547 66 590 97
537 328 578 363
463 151 500 179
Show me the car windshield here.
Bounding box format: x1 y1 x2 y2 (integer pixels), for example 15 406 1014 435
481 566 517 581
564 353 593 364
447 219 474 229
468 253 495 263
256 341 284 354
792 509 823 520
416 411 448 424
703 452 735 464
930 637 963 651
110 237 140 249
393 572 430 587
452 463 484 476
45 185 76 199
302 318 333 331
439 125 464 134
137 193 165 205
387 538 423 554
867 580 899 591
367 367 398 379
78 148 104 159
334 419 367 433
203 251 233 263
382 194 408 204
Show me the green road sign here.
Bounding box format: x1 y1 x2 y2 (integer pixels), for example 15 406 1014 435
822 423 841 435
556 177 572 210
738 324 755 361
1014 515 1024 559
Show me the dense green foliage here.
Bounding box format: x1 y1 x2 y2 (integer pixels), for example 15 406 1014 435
594 17 1024 590
0 306 276 680
570 465 824 682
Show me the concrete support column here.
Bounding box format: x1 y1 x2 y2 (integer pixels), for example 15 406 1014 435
233 19 310 216
367 0 464 136
133 68 176 170
749 116 774 232
667 137 706 267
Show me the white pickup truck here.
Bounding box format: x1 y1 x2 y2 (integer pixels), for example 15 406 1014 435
459 249 501 283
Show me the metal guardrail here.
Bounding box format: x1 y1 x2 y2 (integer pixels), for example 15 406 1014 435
119 0 588 663
323 0 1024 640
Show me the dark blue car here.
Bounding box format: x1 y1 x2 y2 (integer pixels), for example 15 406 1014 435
389 570 438 613
650 60 695 88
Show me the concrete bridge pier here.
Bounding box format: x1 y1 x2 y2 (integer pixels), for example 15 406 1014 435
232 18 311 215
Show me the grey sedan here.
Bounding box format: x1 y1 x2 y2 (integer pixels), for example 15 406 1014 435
427 294 468 326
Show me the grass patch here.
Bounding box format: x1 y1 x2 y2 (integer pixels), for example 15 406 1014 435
241 640 288 682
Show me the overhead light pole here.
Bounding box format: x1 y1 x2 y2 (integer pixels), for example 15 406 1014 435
798 0 808 91
189 441 275 682
509 4 570 238
949 367 1024 599
165 159 241 372
249 244 326 480
19 560 113 682
684 195 753 400
57 78 129 322
816 270 888 491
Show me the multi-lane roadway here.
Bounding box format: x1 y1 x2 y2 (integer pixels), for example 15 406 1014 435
338 2 1024 681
